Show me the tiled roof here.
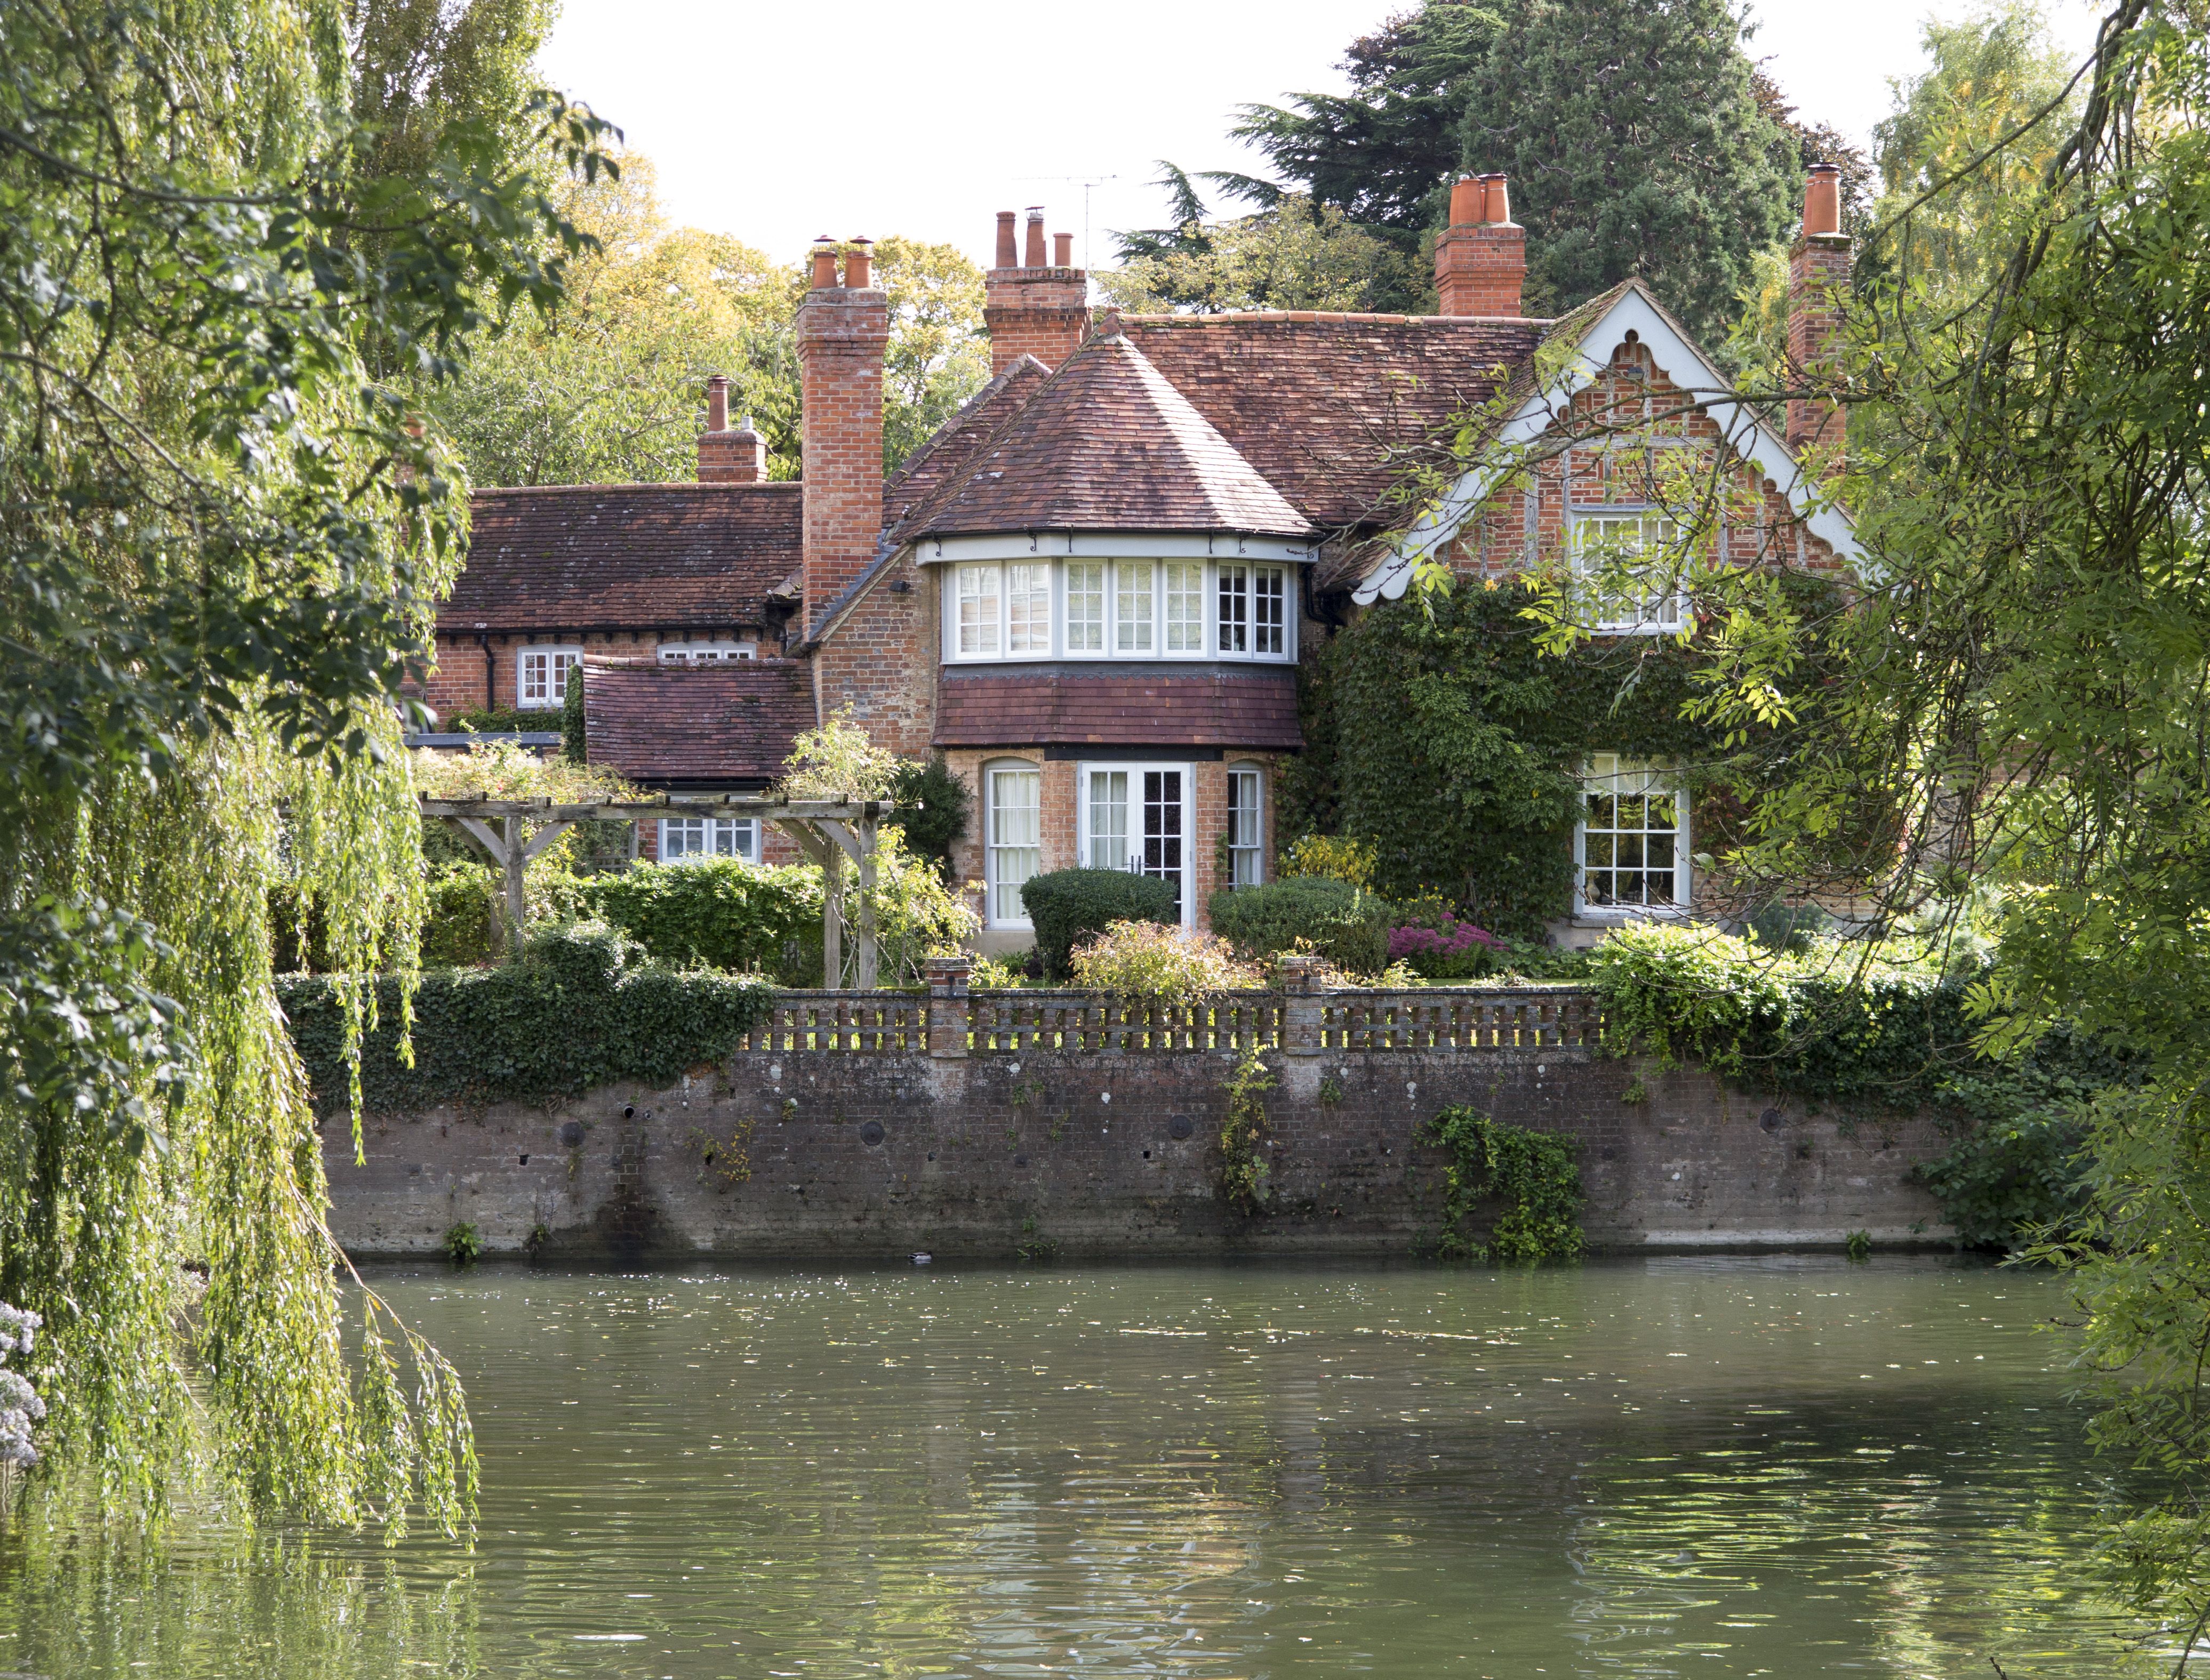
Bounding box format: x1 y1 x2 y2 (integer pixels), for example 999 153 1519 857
1118 312 1547 530
933 668 1301 750
444 484 802 632
582 658 813 785
881 356 1051 544
906 332 1314 542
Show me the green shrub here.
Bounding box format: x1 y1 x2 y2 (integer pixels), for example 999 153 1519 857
562 664 586 764
886 752 972 880
580 861 821 979
1067 921 1261 998
1208 877 1391 978
420 864 494 968
1020 869 1178 979
279 923 778 1118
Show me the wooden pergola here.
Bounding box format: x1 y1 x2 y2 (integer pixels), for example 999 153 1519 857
418 794 894 988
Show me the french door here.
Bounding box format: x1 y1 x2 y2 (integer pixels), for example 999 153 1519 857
1082 763 1190 924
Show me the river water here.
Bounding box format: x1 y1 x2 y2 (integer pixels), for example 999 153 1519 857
0 1257 2153 1678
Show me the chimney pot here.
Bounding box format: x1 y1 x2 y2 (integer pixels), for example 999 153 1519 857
1434 175 1525 317
1448 176 1484 229
1803 163 1841 238
1023 207 1046 268
995 211 1018 269
705 374 729 432
845 236 874 289
810 239 839 289
1484 173 1512 227
1053 231 1072 268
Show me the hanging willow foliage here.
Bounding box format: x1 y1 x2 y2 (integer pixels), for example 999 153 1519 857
0 0 613 1532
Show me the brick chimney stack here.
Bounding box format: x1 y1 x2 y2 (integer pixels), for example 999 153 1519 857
697 376 767 482
984 204 1090 376
798 236 888 625
1787 164 1851 477
1434 173 1527 318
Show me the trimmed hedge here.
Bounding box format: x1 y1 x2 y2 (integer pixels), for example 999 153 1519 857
581 860 820 982
281 922 776 1117
1209 877 1391 977
1020 868 1178 979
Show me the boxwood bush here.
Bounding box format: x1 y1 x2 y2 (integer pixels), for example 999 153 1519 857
1208 877 1391 978
1020 868 1178 979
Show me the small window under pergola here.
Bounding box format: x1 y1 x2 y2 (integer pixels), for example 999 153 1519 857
419 794 895 988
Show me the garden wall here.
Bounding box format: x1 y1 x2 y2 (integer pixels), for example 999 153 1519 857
318 971 1952 1260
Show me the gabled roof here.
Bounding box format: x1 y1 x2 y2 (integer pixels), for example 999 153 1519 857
582 658 812 786
880 355 1052 546
1121 312 1544 530
449 484 801 632
905 331 1314 542
1352 279 1861 604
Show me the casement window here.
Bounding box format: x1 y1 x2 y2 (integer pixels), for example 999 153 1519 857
1572 512 1686 633
1226 765 1265 887
986 763 1042 926
956 564 1001 656
1164 562 1205 653
1079 762 1189 924
1006 563 1051 654
658 817 759 864
517 646 583 708
659 641 757 662
1217 564 1287 657
1065 562 1106 652
1116 561 1156 654
941 557 1298 665
1575 755 1688 917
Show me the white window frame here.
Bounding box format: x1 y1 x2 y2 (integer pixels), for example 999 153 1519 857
658 640 757 662
656 816 760 864
984 760 1043 928
517 645 583 709
1226 763 1265 887
941 558 1298 665
1573 755 1691 920
1570 511 1687 634
1217 564 1289 659
1076 760 1193 927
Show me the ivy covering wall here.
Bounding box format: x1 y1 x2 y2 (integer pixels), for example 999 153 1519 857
1282 579 1844 937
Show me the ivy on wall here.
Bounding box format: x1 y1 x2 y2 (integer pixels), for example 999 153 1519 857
281 924 775 1119
1283 577 1844 937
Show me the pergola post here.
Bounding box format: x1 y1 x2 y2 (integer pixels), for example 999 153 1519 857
421 794 891 985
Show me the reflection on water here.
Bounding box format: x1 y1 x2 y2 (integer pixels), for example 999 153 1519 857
0 1256 2147 1678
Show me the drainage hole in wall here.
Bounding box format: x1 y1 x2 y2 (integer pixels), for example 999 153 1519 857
1014 1156 1027 1167
927 1152 936 1161
1168 1116 1192 1140
519 1153 529 1165
622 1105 635 1121
1143 1150 1151 1160
858 1121 886 1147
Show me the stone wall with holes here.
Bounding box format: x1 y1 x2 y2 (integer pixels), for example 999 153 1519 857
322 1036 1951 1263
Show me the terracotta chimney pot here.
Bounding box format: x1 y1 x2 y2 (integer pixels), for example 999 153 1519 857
1024 207 1046 268
844 237 874 289
995 211 1018 269
1448 176 1484 228
1484 172 1513 227
810 238 838 289
1434 173 1525 316
1053 231 1072 268
1803 163 1841 238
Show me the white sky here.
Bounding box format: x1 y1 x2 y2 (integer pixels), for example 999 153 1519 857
536 0 2107 272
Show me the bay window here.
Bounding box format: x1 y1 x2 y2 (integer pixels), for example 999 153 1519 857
940 557 1298 664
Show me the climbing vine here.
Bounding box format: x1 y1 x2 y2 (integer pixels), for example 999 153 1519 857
1218 1043 1276 1215
1420 1106 1585 1261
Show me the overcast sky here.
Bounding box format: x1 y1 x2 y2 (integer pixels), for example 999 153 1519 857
535 1 2107 272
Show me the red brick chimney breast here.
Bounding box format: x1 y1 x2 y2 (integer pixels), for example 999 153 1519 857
798 236 889 625
1434 173 1526 318
1787 164 1851 478
984 205 1091 376
698 374 766 482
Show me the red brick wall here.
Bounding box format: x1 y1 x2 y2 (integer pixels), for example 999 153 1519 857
1433 224 1526 318
983 268 1090 375
1787 235 1852 475
797 271 888 627
812 552 937 757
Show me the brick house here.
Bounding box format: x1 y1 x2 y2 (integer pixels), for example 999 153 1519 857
421 173 1856 945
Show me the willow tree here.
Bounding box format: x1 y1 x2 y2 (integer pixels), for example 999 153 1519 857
0 0 610 1531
